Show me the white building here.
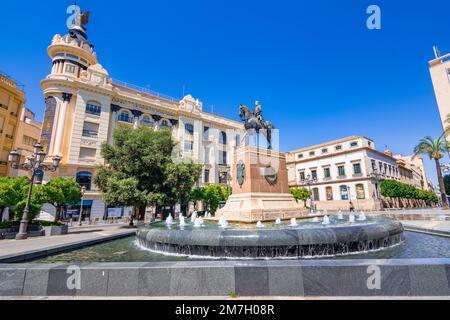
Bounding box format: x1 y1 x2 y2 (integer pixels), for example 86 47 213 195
38 8 244 219
287 136 401 211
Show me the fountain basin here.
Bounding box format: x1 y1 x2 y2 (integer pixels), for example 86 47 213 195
136 217 404 259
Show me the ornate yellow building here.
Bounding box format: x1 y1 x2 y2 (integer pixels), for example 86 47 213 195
0 73 25 176
39 8 243 219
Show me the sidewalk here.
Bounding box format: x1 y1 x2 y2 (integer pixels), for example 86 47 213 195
0 225 136 263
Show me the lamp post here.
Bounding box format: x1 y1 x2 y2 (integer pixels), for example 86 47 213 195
305 174 317 213
368 168 383 211
8 143 61 240
78 186 87 226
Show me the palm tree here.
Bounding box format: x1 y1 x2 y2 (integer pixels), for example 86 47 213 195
413 135 449 209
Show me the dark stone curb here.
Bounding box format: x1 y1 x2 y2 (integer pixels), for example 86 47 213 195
0 230 136 263
1 259 449 297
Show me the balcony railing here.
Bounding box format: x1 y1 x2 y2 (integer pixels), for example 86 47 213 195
353 173 363 178
337 175 347 180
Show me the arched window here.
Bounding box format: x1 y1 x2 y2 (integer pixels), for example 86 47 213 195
356 184 365 199
326 186 333 201
118 110 132 123
235 134 241 147
140 115 154 127
76 171 92 191
160 119 170 128
340 185 349 200
86 101 101 116
185 123 194 135
219 131 227 145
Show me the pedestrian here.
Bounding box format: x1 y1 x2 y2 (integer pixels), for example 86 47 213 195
349 201 355 213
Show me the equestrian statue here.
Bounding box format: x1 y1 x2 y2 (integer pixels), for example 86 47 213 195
238 101 274 149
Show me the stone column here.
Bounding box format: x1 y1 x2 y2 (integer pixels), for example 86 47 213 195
108 104 121 143
53 92 72 156
132 110 143 129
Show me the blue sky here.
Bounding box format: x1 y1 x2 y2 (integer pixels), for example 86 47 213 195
0 0 448 185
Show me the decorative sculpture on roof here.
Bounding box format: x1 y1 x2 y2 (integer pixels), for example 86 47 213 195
238 101 274 149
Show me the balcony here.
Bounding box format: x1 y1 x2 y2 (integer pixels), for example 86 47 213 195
336 175 347 180
352 173 363 178
323 176 332 182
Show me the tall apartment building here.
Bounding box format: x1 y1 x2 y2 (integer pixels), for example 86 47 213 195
429 48 450 138
39 8 243 219
0 73 25 176
287 136 429 211
10 108 42 179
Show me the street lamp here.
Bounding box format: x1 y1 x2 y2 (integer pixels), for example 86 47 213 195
8 143 61 240
78 186 87 226
305 174 317 213
367 168 383 210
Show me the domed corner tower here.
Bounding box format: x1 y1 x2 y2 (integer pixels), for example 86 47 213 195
39 7 113 183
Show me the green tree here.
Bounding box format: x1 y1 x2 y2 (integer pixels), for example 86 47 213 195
289 187 312 206
413 135 449 209
0 177 29 220
190 184 230 213
94 125 201 221
37 178 82 221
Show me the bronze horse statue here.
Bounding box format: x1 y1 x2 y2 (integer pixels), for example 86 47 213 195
239 102 274 149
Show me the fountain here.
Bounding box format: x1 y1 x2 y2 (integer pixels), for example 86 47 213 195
358 212 367 221
190 211 198 222
218 217 229 229
349 214 355 223
290 218 298 227
256 221 265 228
337 211 344 220
179 215 187 226
165 214 174 225
193 217 203 228
137 103 404 259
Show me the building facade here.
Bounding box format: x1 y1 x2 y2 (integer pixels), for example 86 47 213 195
287 136 413 211
429 49 450 140
39 9 243 219
9 108 42 179
0 73 25 177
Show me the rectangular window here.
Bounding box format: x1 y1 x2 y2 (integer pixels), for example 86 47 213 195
371 159 376 171
65 64 76 74
297 154 303 159
219 151 227 165
335 145 343 151
311 170 317 180
79 148 96 160
322 148 328 154
235 134 241 147
353 163 362 175
82 122 99 138
338 165 346 177
204 169 210 183
350 141 358 148
313 188 320 201
184 141 193 152
324 167 331 178
299 171 305 181
219 171 227 184
23 135 38 146
309 151 315 156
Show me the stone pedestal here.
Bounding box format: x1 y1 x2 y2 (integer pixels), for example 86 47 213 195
216 146 307 222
